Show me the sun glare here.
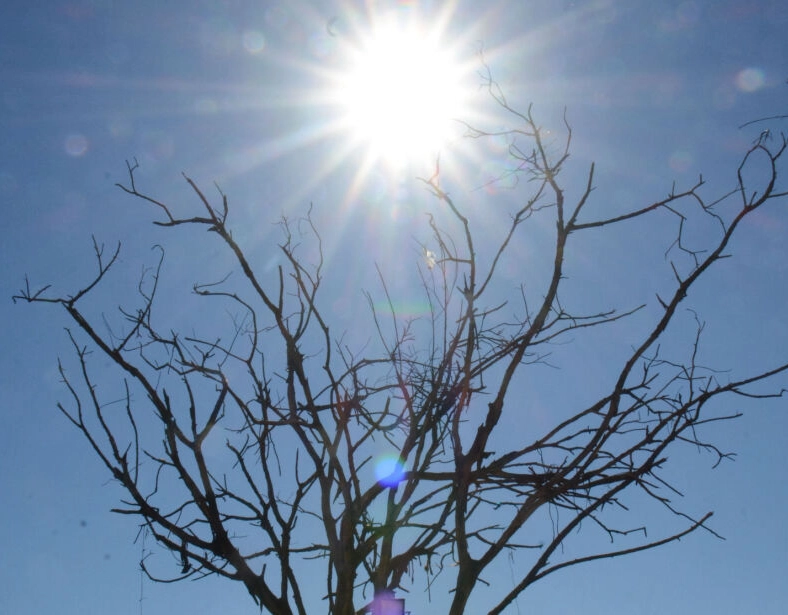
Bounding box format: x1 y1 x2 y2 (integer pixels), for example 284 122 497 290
337 19 467 165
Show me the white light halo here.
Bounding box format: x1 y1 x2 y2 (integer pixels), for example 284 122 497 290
338 20 466 164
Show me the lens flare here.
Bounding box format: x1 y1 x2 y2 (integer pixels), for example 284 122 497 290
336 16 469 165
735 67 765 93
64 133 89 157
374 453 406 488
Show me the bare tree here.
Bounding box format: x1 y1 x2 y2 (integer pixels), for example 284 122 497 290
15 78 788 615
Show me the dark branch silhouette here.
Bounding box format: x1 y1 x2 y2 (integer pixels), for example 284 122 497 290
15 78 788 614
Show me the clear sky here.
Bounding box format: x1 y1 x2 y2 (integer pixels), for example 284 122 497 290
2 1 787 614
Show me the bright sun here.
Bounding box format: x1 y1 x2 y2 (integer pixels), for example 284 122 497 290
336 18 468 165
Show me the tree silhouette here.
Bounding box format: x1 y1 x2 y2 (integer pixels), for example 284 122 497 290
15 78 788 614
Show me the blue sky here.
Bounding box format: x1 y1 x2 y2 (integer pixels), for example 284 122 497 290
2 1 787 614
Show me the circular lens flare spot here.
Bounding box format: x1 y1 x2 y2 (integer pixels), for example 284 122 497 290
374 454 406 488
64 133 89 157
242 30 266 54
669 149 693 173
735 67 765 92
